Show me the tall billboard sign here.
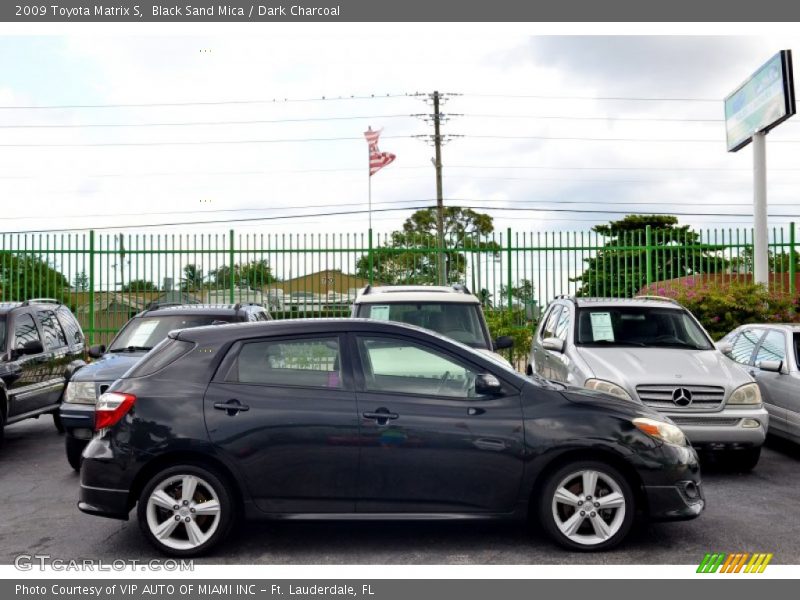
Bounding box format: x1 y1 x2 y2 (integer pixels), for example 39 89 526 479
725 50 795 152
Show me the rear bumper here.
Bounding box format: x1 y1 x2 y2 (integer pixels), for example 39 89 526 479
78 485 130 521
663 407 768 448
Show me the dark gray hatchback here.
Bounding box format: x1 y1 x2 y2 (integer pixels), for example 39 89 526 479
78 319 704 557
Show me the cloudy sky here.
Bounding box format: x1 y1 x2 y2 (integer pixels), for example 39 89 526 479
1 32 799 241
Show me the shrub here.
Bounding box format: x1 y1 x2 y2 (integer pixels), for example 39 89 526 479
641 279 797 339
484 308 535 365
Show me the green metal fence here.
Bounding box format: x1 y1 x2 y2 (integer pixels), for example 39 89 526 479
0 224 797 347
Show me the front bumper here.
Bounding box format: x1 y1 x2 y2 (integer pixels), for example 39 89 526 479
664 406 768 448
60 401 96 439
645 480 705 521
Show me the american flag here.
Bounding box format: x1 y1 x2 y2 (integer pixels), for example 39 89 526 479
364 127 396 176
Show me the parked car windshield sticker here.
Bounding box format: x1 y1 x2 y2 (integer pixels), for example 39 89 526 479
126 320 160 347
590 312 615 342
369 305 391 320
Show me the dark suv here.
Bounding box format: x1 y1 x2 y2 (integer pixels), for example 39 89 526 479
60 302 270 470
78 318 704 556
0 299 86 444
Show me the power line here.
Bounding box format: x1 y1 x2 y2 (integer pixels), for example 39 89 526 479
0 135 412 148
461 93 719 103
465 113 728 123
0 114 413 129
0 93 421 110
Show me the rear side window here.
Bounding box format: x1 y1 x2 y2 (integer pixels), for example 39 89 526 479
56 306 84 346
730 329 762 365
13 314 40 350
38 310 68 350
226 337 341 388
125 338 195 378
755 330 786 364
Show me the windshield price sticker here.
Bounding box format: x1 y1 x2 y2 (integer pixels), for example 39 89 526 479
369 305 391 321
127 320 159 347
590 312 615 342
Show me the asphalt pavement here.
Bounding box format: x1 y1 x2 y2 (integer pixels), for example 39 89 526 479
1 417 799 565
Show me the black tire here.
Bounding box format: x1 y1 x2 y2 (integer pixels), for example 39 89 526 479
538 460 635 552
53 411 65 434
722 447 761 472
0 409 5 448
65 436 87 472
137 464 234 558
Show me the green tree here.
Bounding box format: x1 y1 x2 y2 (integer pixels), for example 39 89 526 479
181 264 205 292
210 259 276 288
500 279 535 308
120 279 157 293
732 246 800 274
572 215 728 298
72 271 89 291
0 252 69 301
356 207 498 285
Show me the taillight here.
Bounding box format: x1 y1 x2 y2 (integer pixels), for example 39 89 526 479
94 392 136 431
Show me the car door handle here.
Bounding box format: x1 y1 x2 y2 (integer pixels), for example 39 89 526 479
213 399 250 416
362 409 399 423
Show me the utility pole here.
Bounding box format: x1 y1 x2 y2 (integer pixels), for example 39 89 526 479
432 91 445 285
413 91 462 286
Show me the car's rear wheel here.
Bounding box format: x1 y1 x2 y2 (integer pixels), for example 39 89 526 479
0 409 5 447
539 460 635 551
137 464 233 557
65 436 86 471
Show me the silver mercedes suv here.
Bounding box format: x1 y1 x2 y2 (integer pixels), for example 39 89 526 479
527 295 768 470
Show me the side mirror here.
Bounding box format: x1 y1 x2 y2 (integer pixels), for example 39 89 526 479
475 373 503 396
88 344 106 359
542 337 565 353
756 359 783 373
715 341 733 355
21 339 44 356
493 335 513 351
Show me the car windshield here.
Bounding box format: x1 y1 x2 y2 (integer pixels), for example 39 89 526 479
109 315 230 352
576 306 713 350
358 302 489 348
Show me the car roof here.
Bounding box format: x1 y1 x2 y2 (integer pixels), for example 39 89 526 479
555 296 686 310
733 323 800 333
0 299 69 315
135 303 265 318
175 317 475 348
354 285 479 305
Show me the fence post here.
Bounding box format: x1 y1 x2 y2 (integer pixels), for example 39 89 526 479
506 227 513 311
368 228 374 285
88 230 95 345
645 224 654 287
790 221 796 296
229 229 235 304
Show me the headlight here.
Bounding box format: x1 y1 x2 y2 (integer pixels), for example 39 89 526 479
633 417 687 446
584 379 633 401
64 381 98 405
728 383 762 406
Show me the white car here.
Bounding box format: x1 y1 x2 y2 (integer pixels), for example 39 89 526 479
352 284 513 367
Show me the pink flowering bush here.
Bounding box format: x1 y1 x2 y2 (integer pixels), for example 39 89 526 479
641 280 798 339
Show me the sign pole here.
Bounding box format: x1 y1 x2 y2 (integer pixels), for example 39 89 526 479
753 132 769 286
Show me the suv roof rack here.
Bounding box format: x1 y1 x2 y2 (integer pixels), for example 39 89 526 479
360 284 372 296
451 284 471 294
553 295 578 306
634 295 681 305
22 298 61 306
145 301 184 311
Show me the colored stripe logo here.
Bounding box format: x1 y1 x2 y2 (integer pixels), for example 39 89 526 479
697 552 773 573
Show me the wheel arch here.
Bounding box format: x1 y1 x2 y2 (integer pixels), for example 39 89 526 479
526 447 648 518
128 451 245 514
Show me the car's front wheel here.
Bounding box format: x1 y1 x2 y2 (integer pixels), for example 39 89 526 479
137 464 234 557
539 460 635 551
65 436 87 471
52 411 65 434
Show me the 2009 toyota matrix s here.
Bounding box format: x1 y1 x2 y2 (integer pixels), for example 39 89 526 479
78 319 704 556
